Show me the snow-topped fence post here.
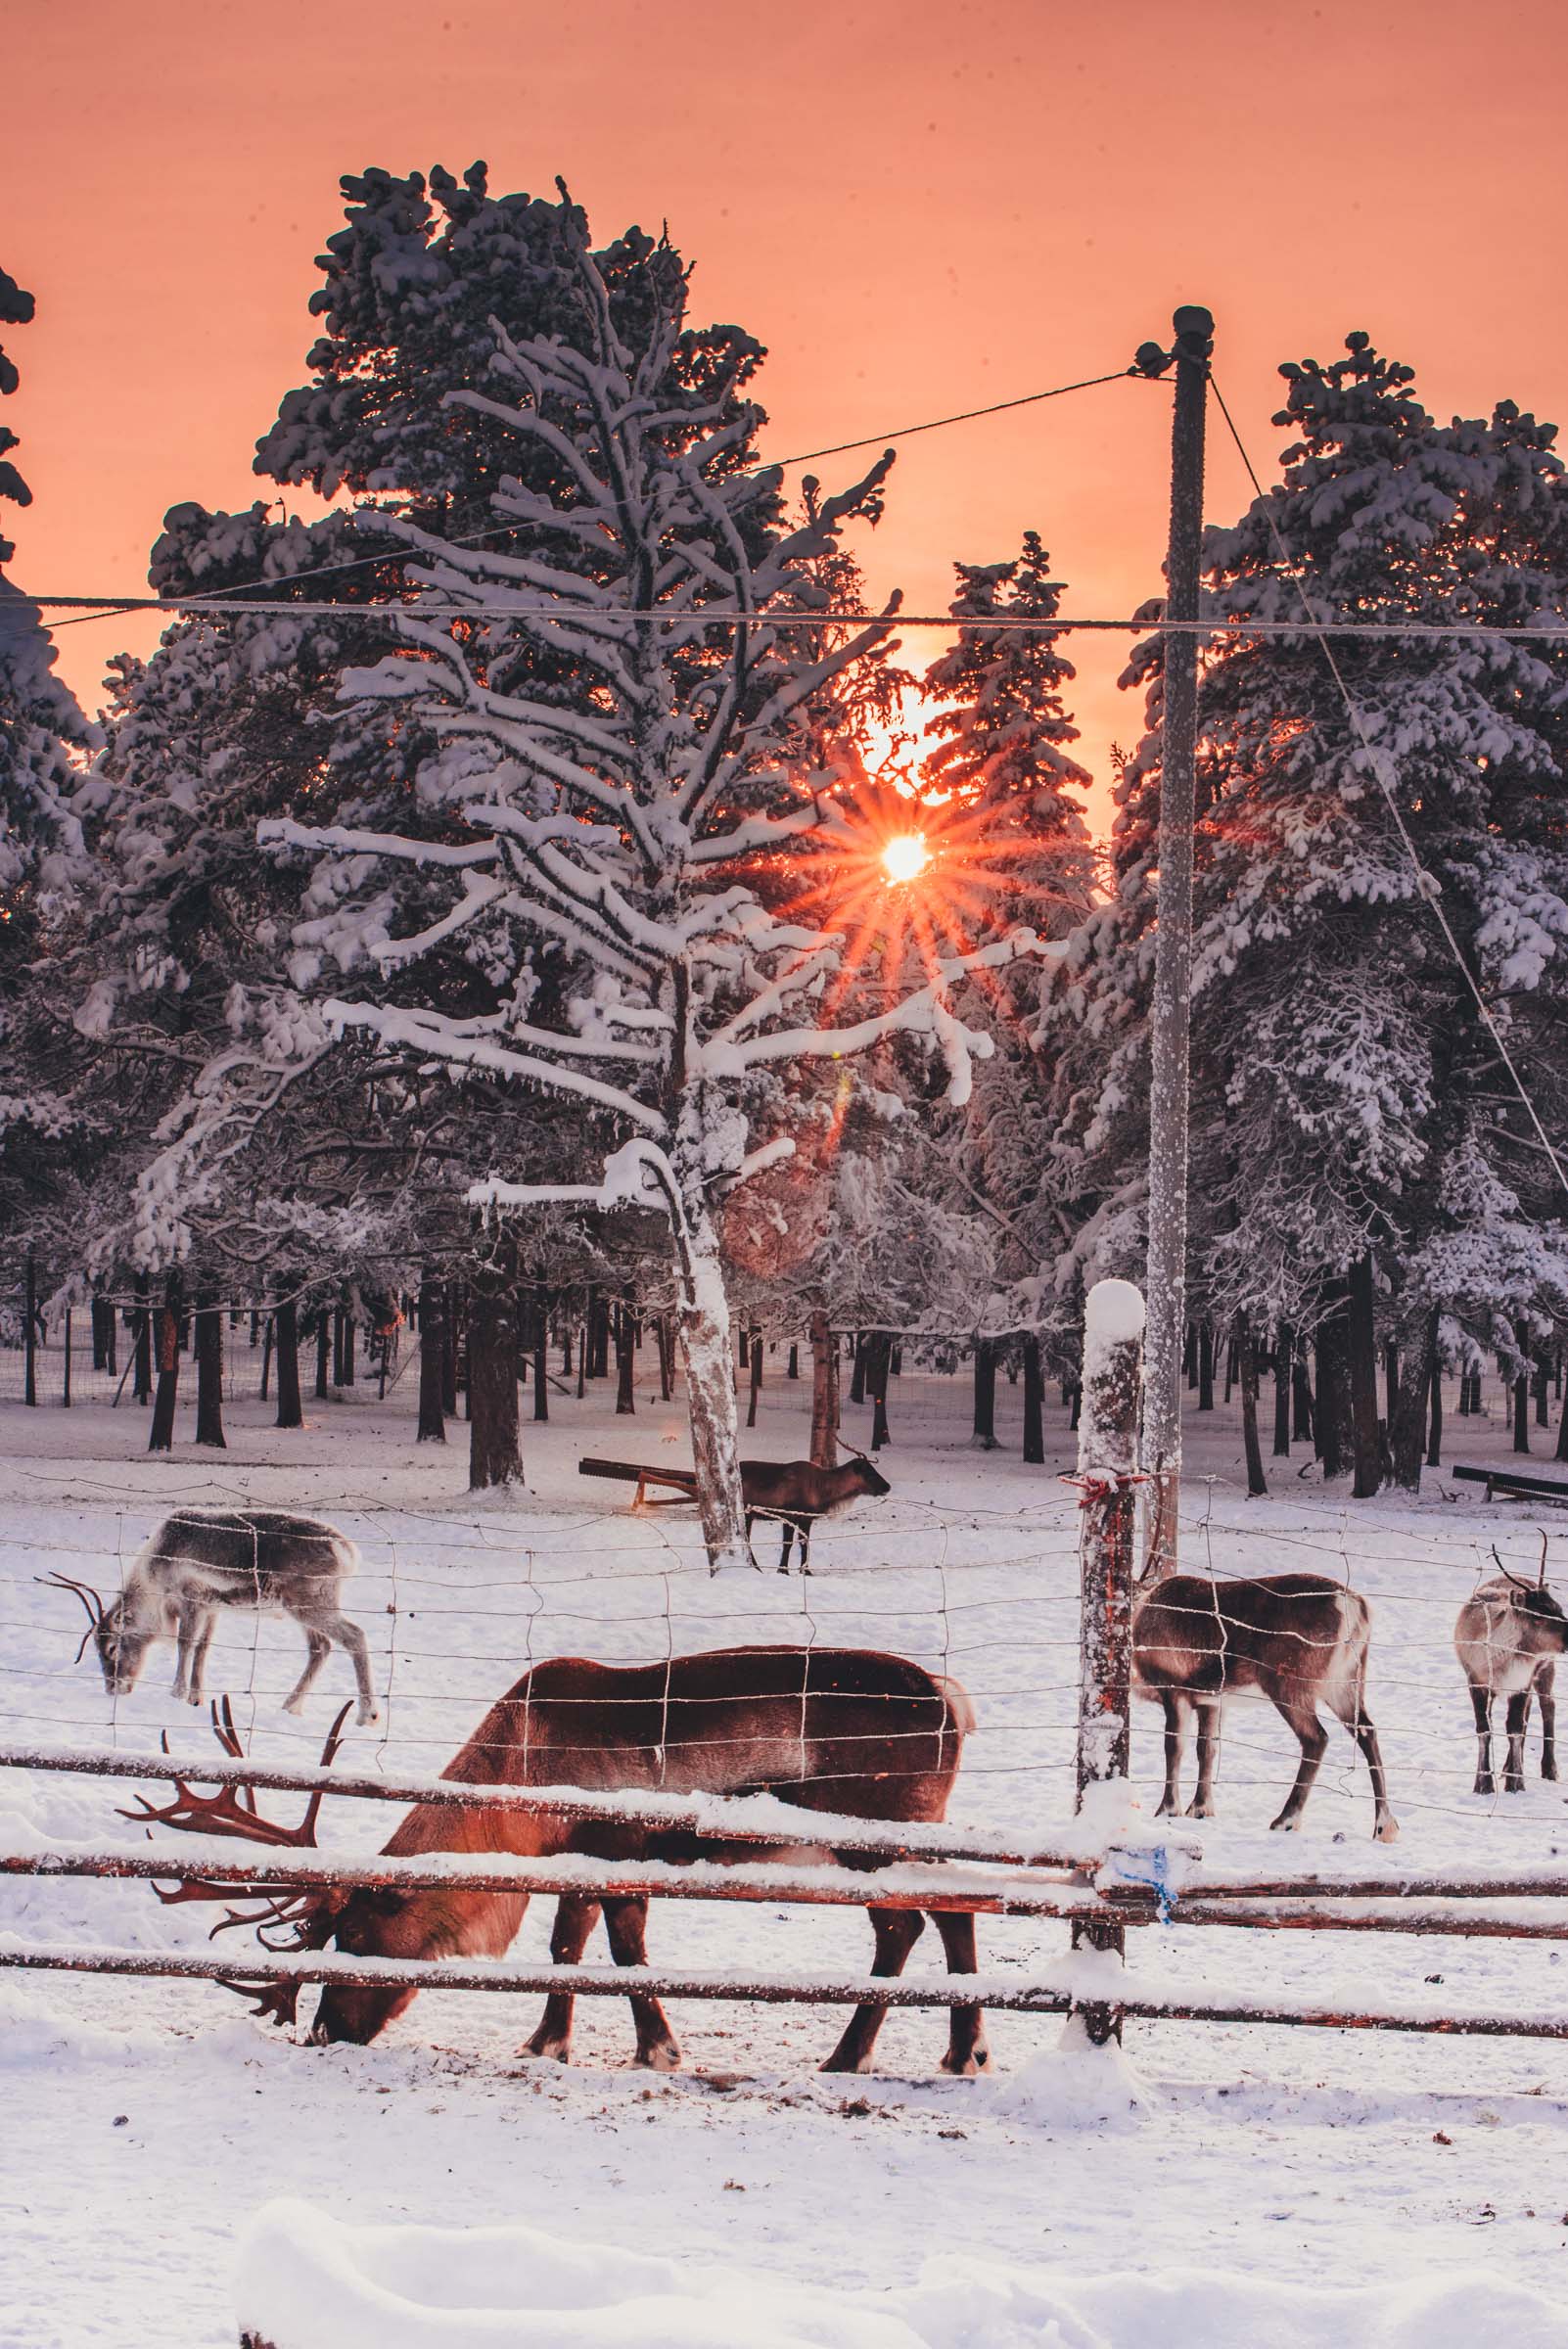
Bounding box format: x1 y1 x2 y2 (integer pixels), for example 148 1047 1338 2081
1070 1277 1145 2047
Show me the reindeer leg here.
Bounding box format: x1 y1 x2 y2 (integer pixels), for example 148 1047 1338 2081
523 1895 601 2062
320 1610 379 1727
820 1906 925 2075
171 1604 195 1701
1469 1682 1496 1795
778 1520 792 1575
282 1629 332 1718
1187 1700 1222 1819
799 1519 813 1576
1504 1690 1531 1793
1540 1663 1557 1782
601 1898 680 2070
1155 1693 1185 1817
931 1909 990 2076
1267 1697 1329 1831
1330 1686 1400 1842
187 1609 218 1707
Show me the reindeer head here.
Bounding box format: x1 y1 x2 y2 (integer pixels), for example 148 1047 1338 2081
839 1446 891 1500
308 1888 435 2045
1492 1538 1568 1650
37 1572 156 1696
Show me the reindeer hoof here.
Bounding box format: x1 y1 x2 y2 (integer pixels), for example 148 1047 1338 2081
283 1697 305 1718
357 1704 380 1727
634 2040 682 2072
1474 1776 1496 1797
523 2035 572 2063
1268 1813 1301 1833
1374 1817 1401 1843
1184 1798 1215 1819
1543 1764 1559 1783
940 2040 992 2077
819 2049 875 2075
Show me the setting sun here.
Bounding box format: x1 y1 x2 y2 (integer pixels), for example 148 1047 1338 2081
881 833 930 885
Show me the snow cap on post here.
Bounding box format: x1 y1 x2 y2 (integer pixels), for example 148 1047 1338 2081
1079 1279 1144 1482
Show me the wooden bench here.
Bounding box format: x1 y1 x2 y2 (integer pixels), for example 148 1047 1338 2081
1452 1461 1568 1506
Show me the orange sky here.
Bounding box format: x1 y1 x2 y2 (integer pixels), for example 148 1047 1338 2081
9 0 1566 830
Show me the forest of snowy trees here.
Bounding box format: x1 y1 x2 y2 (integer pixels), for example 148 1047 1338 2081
5 167 1568 1531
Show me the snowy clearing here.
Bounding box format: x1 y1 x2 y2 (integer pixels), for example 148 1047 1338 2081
4 1367 1568 2347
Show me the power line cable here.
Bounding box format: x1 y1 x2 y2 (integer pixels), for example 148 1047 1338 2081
1208 372 1568 1210
33 363 1147 634
30 595 1568 636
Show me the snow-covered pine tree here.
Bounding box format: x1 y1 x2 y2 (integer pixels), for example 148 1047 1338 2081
268 200 1033 1566
0 264 102 1266
1191 336 1568 1488
917 535 1097 1445
1051 334 1568 1494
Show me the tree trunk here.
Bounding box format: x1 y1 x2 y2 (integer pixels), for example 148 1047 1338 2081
809 1309 836 1471
865 1329 892 1451
1292 1356 1314 1442
314 1310 331 1401
1197 1322 1215 1411
1384 1339 1400 1431
259 1315 273 1402
274 1297 303 1431
532 1280 549 1424
23 1250 37 1407
786 1344 799 1380
1238 1321 1268 1497
1388 1314 1434 1493
616 1296 636 1416
1537 1352 1550 1429
1222 1336 1237 1405
1347 1256 1383 1498
670 1181 750 1569
972 1338 997 1451
1426 1335 1444 1470
148 1280 182 1452
1022 1332 1045 1465
468 1252 523 1492
191 1293 225 1448
340 1306 356 1389
131 1274 152 1403
1183 1320 1198 1388
1272 1322 1292 1458
417 1274 446 1443
745 1330 761 1428
1315 1308 1353 1479
1555 1368 1568 1465
656 1313 673 1404
849 1335 867 1407
1514 1321 1532 1454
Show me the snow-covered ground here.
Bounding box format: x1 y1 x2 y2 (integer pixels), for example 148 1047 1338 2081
4 1357 1567 2347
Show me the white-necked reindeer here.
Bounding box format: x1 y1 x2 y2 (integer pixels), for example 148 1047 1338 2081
1133 1564 1399 1841
1454 1538 1567 1794
41 1507 378 1725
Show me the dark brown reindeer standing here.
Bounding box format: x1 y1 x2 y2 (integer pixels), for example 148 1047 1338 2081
1454 1539 1567 1794
1133 1565 1400 1842
141 1646 989 2077
578 1453 891 1571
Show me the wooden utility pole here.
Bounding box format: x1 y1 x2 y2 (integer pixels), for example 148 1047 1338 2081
1135 304 1214 1573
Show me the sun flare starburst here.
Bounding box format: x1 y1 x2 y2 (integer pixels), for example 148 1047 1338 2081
880 833 931 885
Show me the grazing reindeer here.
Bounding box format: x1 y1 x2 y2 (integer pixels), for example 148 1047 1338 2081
1454 1539 1567 1794
1133 1568 1399 1841
146 1645 986 2076
39 1507 377 1726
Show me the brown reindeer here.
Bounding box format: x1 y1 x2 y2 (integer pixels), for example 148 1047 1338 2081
1454 1542 1567 1794
1133 1570 1399 1841
740 1455 891 1572
580 1453 891 1570
148 1645 988 2077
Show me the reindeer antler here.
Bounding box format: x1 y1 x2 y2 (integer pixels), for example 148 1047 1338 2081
1491 1543 1538 1595
121 1699 353 2024
34 1571 106 1664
